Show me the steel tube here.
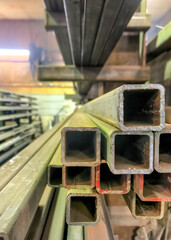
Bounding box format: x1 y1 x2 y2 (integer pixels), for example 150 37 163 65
25 186 54 240
0 130 35 152
48 188 67 240
61 111 101 166
124 189 165 219
0 120 67 240
96 161 130 194
154 125 171 173
48 144 62 188
0 139 30 165
89 115 153 174
63 165 95 189
66 189 100 226
0 112 38 121
0 115 71 191
67 226 85 240
134 171 171 201
0 124 17 132
83 84 165 131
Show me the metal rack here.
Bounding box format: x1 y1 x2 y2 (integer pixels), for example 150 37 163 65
0 89 42 164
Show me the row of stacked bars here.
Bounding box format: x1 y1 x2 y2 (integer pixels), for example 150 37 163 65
0 89 42 165
47 84 171 226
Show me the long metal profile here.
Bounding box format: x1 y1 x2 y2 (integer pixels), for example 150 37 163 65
0 122 64 240
0 106 38 111
0 124 17 132
61 111 101 166
25 186 54 240
67 226 85 240
124 189 165 219
0 139 30 165
48 143 62 188
0 114 71 191
154 125 171 173
0 130 35 152
83 84 165 131
134 171 171 202
96 161 130 194
48 188 67 240
63 165 95 189
0 112 38 121
0 98 36 105
89 115 153 174
66 189 100 226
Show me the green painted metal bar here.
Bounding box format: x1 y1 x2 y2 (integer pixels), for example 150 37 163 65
25 186 54 240
0 120 65 240
147 21 171 61
0 114 72 192
67 226 85 240
48 188 67 240
48 143 62 188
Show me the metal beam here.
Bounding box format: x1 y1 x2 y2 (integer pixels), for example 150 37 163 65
90 0 123 66
63 0 82 65
38 65 150 82
48 188 67 240
83 84 165 131
147 21 171 62
98 0 141 65
81 0 104 66
0 112 38 121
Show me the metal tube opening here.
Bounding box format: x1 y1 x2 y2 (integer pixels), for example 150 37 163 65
65 131 96 163
115 134 150 170
70 196 97 223
49 167 62 186
135 194 161 217
159 133 171 167
123 89 160 127
65 166 92 186
100 164 126 191
143 171 171 199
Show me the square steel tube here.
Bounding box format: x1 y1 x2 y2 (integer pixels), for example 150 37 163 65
66 189 100 226
48 166 62 188
111 131 153 174
124 189 165 219
96 161 131 194
62 165 95 189
134 171 171 201
61 128 100 166
83 84 165 131
89 115 153 174
154 125 171 173
48 143 62 188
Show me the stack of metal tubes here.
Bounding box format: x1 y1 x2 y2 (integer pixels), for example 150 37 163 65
0 84 170 240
